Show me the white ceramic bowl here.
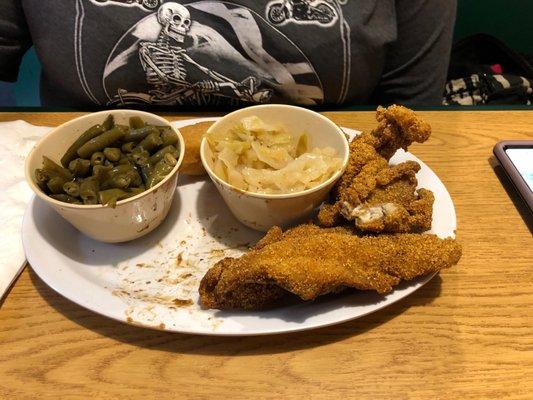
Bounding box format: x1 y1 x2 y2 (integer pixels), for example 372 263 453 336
200 105 349 231
25 110 185 243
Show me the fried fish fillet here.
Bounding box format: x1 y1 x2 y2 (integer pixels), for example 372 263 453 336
318 105 433 232
199 224 462 310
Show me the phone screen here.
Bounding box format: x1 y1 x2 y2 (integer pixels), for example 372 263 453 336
506 148 533 191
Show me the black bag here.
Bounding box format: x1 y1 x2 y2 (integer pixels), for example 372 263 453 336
444 33 533 105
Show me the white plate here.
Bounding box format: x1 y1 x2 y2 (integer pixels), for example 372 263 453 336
22 119 456 336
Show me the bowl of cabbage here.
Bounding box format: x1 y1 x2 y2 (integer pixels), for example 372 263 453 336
200 104 349 231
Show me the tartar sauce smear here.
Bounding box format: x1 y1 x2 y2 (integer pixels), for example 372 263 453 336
205 116 342 194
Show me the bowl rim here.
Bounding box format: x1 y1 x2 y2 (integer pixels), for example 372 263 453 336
24 109 185 210
200 104 350 200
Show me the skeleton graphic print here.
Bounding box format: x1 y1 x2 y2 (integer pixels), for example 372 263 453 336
100 1 334 106
111 3 273 105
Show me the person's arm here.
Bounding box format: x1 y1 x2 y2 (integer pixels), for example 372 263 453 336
0 0 32 82
371 0 456 106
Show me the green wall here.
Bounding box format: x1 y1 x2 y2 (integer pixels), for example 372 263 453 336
454 0 533 54
14 47 41 106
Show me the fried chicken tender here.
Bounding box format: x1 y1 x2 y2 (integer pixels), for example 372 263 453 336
199 224 462 310
318 105 433 233
179 121 214 175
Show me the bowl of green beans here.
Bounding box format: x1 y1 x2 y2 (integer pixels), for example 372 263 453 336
25 110 185 243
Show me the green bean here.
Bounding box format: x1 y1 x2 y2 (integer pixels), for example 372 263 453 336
92 164 109 176
47 176 68 194
92 164 112 176
102 114 115 131
149 145 178 165
118 155 131 165
122 126 159 143
116 124 130 134
92 164 113 184
112 174 131 189
125 153 135 165
43 156 73 180
108 164 133 175
163 152 177 167
36 181 48 192
63 181 81 197
121 164 143 186
76 126 127 159
129 116 145 130
121 142 136 153
146 155 175 188
129 168 143 187
156 125 171 132
103 147 122 162
35 169 50 192
103 164 142 187
68 158 91 177
35 169 50 185
146 175 161 189
156 126 174 139
98 185 146 207
90 151 106 166
138 132 163 153
160 129 179 147
80 177 100 205
50 194 82 204
125 187 145 197
116 187 144 203
98 188 128 208
101 173 131 190
131 147 150 167
160 153 177 169
60 124 105 167
140 165 152 185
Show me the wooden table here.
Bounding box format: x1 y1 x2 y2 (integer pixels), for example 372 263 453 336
0 111 531 399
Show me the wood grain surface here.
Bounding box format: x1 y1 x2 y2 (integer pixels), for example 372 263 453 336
0 111 532 399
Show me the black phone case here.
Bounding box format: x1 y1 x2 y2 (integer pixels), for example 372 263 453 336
493 140 533 213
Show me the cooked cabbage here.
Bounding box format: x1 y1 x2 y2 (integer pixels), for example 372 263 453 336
206 116 342 194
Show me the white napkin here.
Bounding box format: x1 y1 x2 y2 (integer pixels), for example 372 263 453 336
0 120 51 299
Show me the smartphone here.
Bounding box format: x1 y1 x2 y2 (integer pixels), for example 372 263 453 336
493 140 533 213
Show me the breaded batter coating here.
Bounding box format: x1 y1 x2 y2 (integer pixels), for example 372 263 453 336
199 225 462 310
179 121 214 175
318 105 434 232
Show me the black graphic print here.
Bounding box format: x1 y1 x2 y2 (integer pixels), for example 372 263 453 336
93 1 343 106
266 0 338 27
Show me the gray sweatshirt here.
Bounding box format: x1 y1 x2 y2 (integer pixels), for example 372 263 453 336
0 0 455 107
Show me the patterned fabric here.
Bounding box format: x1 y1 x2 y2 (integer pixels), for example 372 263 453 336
444 73 532 106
